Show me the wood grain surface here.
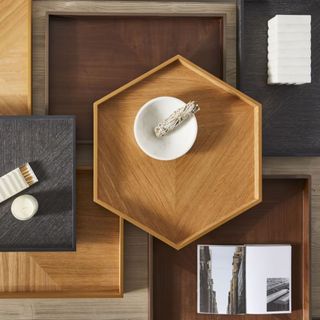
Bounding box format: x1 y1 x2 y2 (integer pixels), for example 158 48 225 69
94 55 261 250
0 0 31 115
152 177 310 320
0 116 75 251
0 169 123 298
48 14 223 142
237 0 320 156
28 1 319 320
32 1 237 128
263 157 320 317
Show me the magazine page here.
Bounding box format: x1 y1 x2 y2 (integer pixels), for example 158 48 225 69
197 245 246 315
245 245 291 314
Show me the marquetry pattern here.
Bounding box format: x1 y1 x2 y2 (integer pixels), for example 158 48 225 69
94 55 262 250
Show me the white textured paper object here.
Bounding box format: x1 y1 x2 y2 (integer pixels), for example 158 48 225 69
268 15 311 85
0 163 38 203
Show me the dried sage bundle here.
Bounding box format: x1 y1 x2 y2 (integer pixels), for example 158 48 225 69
154 101 199 138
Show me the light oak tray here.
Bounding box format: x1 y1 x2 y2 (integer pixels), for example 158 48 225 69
151 176 311 320
94 55 262 250
0 0 31 115
0 169 123 298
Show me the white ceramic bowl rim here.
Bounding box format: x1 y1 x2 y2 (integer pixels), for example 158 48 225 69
133 96 198 161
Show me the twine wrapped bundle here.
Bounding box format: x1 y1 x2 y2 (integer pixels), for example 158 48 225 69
154 101 200 138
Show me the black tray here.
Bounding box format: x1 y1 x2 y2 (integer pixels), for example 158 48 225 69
237 0 320 156
0 116 76 251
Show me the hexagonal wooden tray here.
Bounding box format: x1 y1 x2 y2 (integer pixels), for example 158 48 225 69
0 169 123 298
94 55 262 250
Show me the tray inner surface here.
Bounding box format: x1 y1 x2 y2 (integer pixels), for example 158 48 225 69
152 177 310 319
49 15 223 142
0 169 122 298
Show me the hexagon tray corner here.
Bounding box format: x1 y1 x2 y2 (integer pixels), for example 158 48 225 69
93 55 262 250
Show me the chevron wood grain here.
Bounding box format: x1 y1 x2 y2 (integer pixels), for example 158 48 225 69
0 0 31 115
0 169 123 298
94 55 261 250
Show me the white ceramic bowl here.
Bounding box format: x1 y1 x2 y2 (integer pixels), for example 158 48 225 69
134 96 198 161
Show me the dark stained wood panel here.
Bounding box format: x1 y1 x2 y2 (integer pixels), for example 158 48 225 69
237 0 320 156
48 15 224 142
152 177 310 320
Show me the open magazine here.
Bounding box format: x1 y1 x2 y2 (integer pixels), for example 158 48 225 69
197 245 291 315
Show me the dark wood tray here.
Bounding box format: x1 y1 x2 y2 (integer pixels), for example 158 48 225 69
237 0 320 156
48 14 224 142
150 176 311 320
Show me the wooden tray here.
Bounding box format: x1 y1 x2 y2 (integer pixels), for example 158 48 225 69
0 0 31 115
151 176 311 319
0 169 123 298
48 14 224 142
94 55 262 250
237 0 320 156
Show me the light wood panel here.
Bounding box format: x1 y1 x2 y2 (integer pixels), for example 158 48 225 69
0 222 149 319
0 169 123 298
94 55 261 250
0 0 31 115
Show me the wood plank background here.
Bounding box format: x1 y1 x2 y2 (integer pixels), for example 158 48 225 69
0 1 318 320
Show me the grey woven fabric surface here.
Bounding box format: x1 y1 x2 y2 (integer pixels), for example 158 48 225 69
0 116 75 251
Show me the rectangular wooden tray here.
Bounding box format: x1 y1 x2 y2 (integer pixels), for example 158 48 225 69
0 0 31 115
237 0 320 156
0 169 123 298
48 14 224 143
150 176 310 319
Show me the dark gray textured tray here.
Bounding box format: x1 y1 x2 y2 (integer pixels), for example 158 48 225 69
0 116 76 251
237 0 320 156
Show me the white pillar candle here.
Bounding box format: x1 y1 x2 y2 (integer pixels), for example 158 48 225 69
11 195 38 221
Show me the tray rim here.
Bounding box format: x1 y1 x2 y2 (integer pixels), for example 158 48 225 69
93 54 262 250
149 174 311 320
0 115 76 252
0 166 124 299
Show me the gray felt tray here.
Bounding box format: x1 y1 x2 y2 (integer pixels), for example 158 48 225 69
0 116 76 251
